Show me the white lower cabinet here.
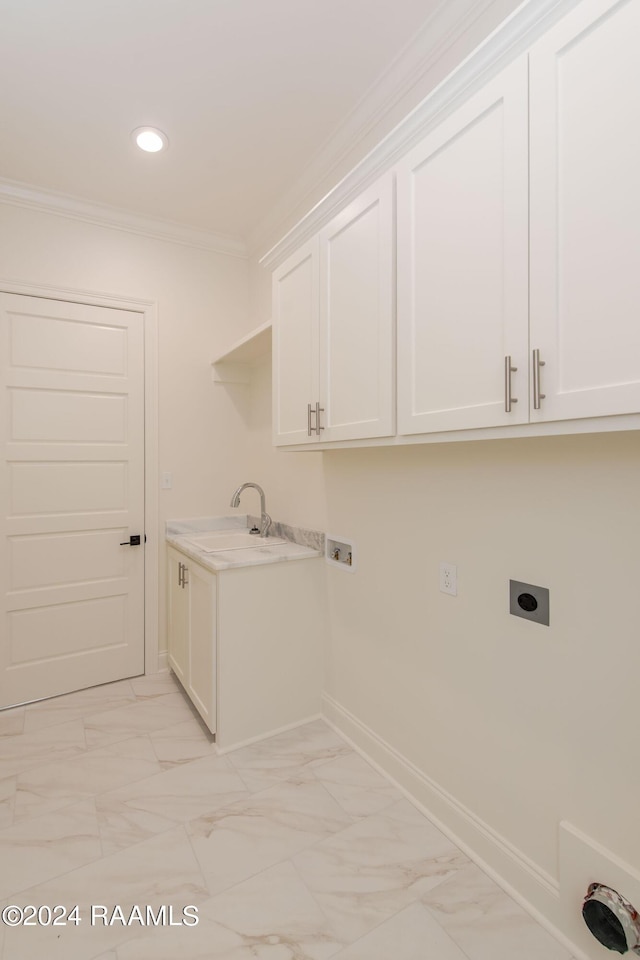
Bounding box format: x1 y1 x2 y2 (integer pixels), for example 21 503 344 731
167 546 216 732
167 546 324 749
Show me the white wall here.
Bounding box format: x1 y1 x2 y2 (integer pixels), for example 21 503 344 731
0 202 250 654
321 435 640 875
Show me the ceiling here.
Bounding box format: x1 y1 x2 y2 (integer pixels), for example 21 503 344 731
0 0 451 244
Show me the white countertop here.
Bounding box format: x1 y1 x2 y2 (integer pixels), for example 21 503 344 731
166 515 321 572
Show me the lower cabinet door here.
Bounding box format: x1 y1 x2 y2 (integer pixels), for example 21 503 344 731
186 560 217 733
167 547 188 687
166 547 217 735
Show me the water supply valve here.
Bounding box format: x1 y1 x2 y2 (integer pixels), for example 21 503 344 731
583 884 640 954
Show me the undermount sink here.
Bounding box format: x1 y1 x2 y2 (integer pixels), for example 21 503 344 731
183 531 286 553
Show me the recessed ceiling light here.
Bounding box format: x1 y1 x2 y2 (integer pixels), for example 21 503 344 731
132 126 168 153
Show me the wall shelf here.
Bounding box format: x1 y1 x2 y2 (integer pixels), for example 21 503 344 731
211 321 271 383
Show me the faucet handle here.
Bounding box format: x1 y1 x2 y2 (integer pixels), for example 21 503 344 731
261 512 272 538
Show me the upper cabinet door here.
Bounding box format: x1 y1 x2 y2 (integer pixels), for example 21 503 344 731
272 237 320 445
396 58 529 435
529 0 640 422
319 174 395 442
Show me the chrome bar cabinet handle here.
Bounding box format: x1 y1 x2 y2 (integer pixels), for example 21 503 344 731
532 349 546 410
504 356 518 413
315 401 324 434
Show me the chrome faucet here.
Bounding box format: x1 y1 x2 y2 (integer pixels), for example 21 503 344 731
229 482 272 538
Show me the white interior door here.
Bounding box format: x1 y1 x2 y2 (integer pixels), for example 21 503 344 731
0 293 145 708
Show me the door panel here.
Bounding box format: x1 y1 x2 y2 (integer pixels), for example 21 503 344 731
9 596 127 663
0 293 145 707
10 389 127 442
10 461 127 516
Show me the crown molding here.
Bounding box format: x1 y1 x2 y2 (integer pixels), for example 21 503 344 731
249 0 502 256
257 0 579 269
0 177 247 259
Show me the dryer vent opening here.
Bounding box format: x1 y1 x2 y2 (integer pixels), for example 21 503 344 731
582 884 640 955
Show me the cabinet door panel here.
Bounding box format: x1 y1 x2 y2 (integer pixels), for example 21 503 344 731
530 0 640 421
167 548 188 687
320 175 394 441
397 58 529 435
187 561 216 733
272 238 319 445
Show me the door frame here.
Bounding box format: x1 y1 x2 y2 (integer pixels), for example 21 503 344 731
0 278 159 676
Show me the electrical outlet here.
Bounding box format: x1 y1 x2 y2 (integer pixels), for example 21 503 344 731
440 561 457 596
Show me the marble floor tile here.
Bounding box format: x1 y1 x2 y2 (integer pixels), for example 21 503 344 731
187 777 354 896
129 671 181 700
199 859 344 959
1 826 209 960
0 705 25 738
13 736 163 822
421 860 573 960
332 902 469 960
83 692 196 749
95 754 248 855
227 718 352 793
148 716 216 768
23 680 136 734
292 798 467 944
0 719 87 780
0 776 16 829
115 916 254 959
117 861 344 959
311 752 402 818
0 798 102 900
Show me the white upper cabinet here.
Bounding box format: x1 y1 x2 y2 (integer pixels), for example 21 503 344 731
529 0 640 422
272 238 320 445
268 0 640 449
272 173 395 446
396 57 529 435
319 176 395 442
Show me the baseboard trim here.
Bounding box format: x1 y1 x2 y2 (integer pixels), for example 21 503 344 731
216 713 323 756
322 692 591 960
